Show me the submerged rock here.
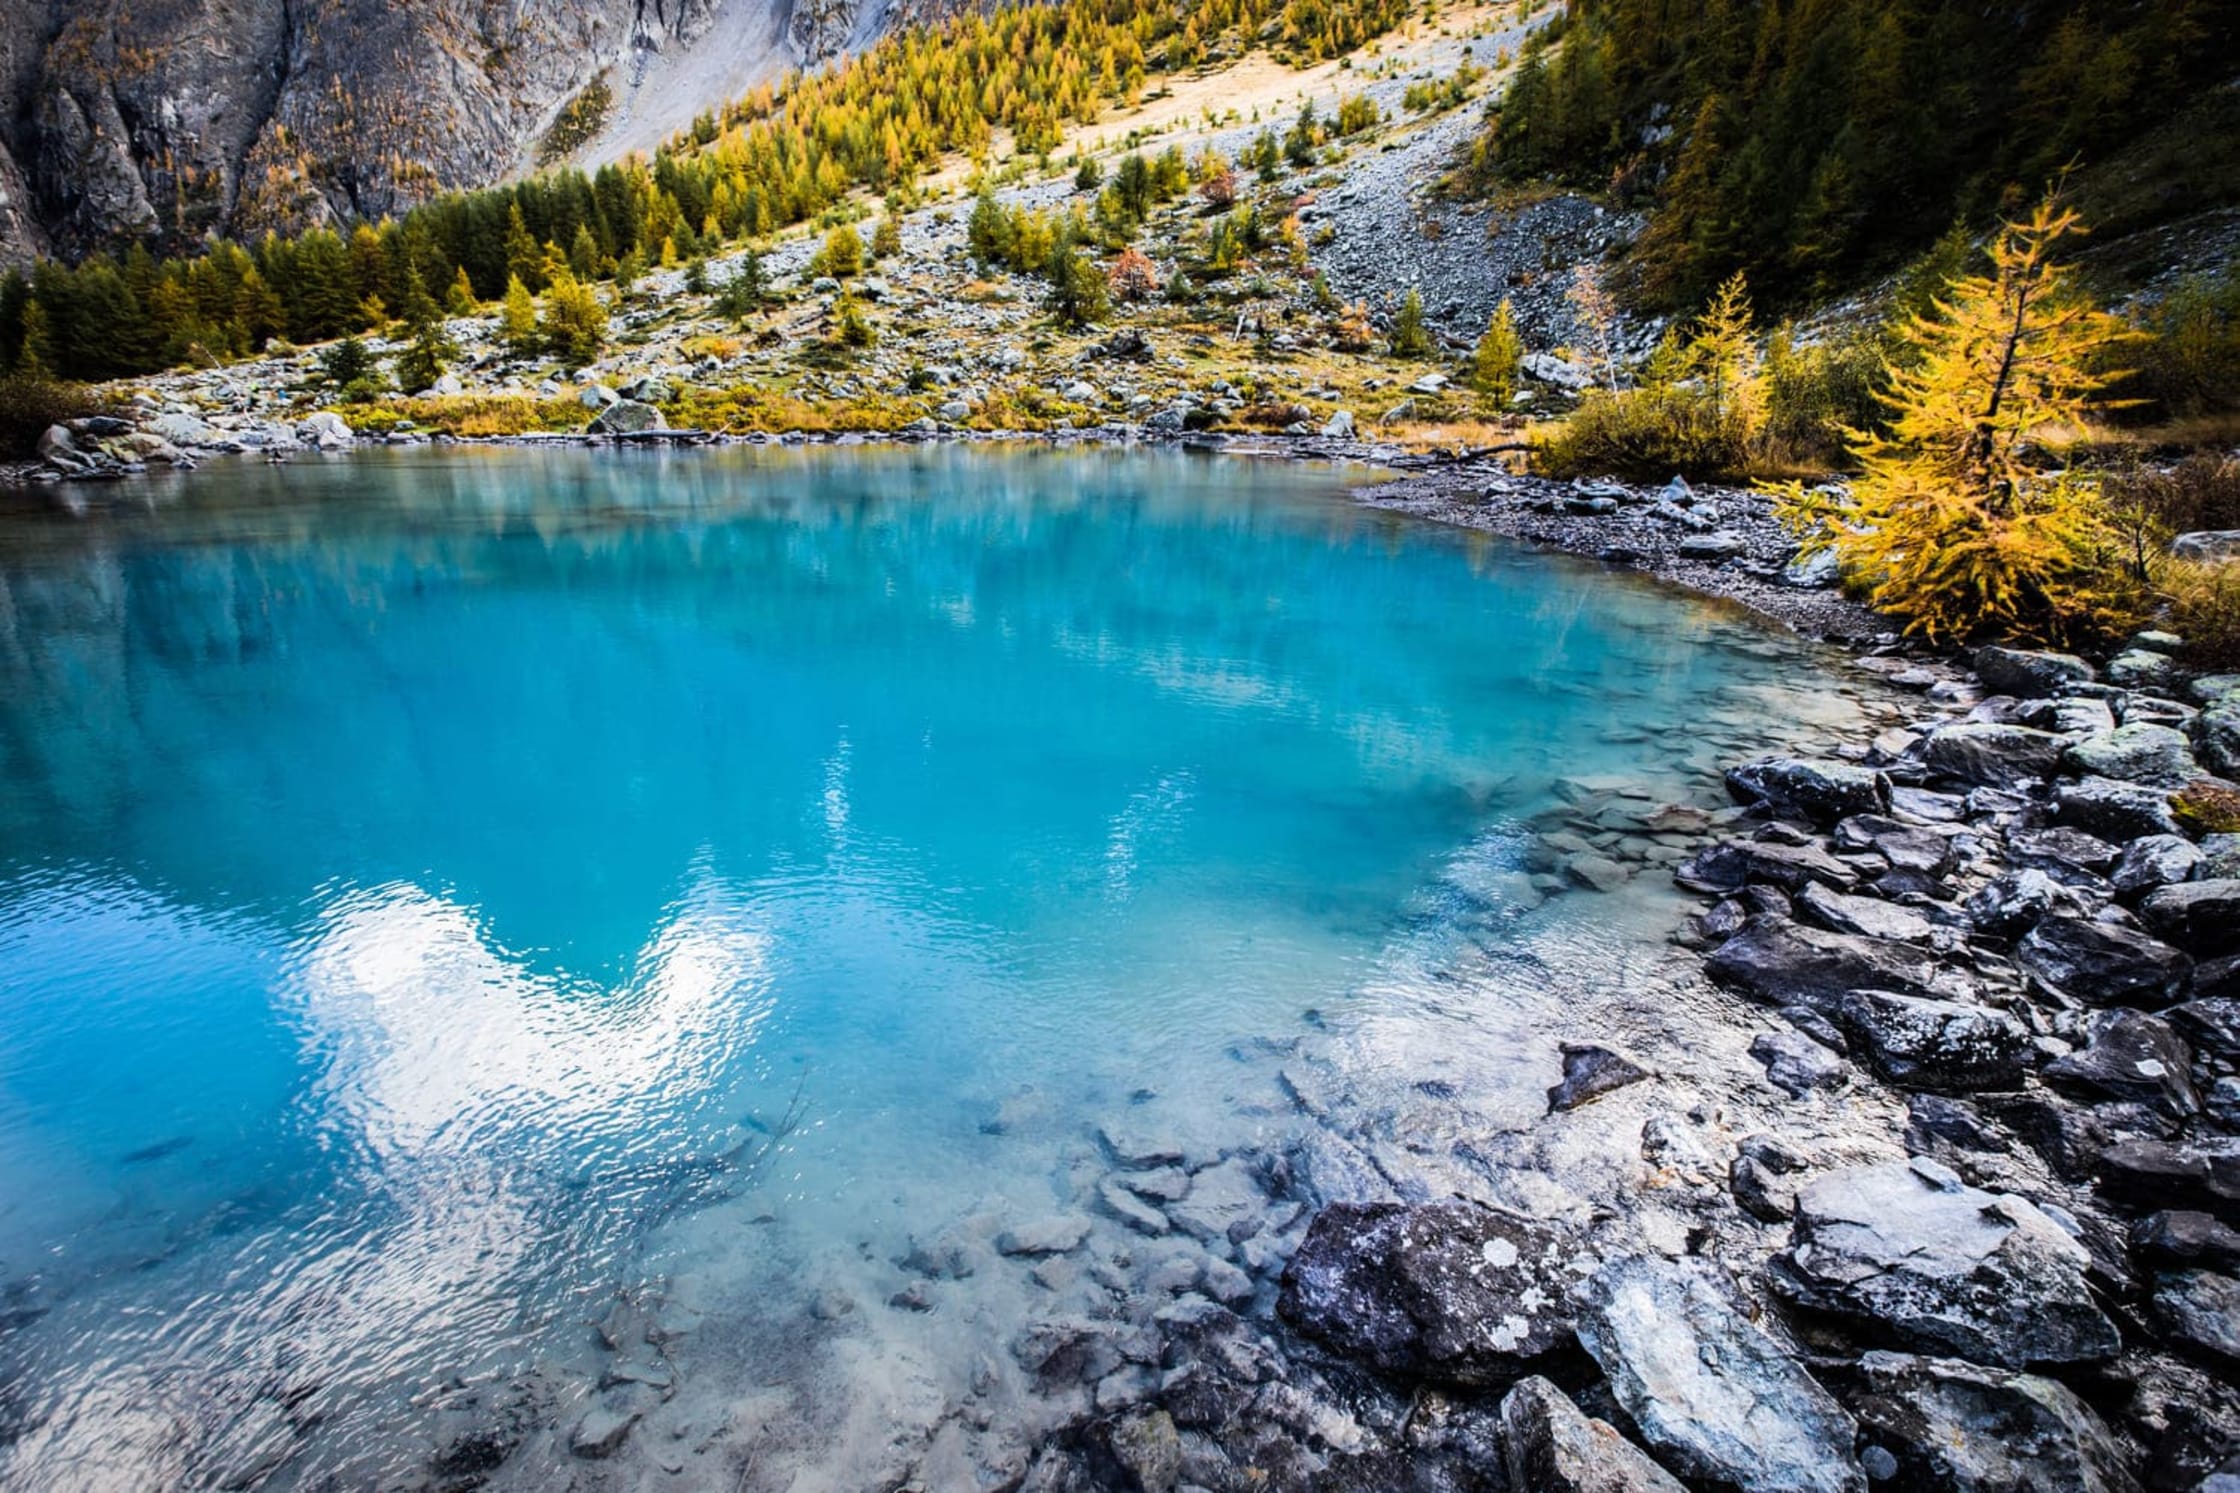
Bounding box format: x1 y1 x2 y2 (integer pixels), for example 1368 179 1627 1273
1498 1375 1686 1493
1278 1201 1581 1386
1770 1159 2121 1367
1573 1256 1863 1493
1547 1043 1649 1112
1848 1351 2140 1493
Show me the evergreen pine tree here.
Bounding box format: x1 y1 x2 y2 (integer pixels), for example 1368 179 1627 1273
446 266 479 315
504 205 545 292
1389 287 1433 358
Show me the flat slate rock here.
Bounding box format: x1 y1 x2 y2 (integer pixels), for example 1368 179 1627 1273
1771 1158 2121 1367
2015 915 2192 1008
1573 1256 1864 1493
1547 1043 1649 1112
1705 916 1949 1014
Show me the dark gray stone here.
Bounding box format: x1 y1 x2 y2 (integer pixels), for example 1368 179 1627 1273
1770 1158 2122 1367
1676 837 1857 895
2152 1270 2240 1367
2170 998 2240 1062
1974 646 2094 698
1924 724 2067 787
2016 915 2192 1008
1966 868 2062 937
1797 882 1936 943
1725 758 1891 825
2056 777 2182 842
1497 1375 1687 1493
2133 1211 2240 1272
1548 1043 1648 1112
1837 989 2032 1092
2111 834 2205 896
2010 827 2122 874
1573 1256 1864 1493
2198 701 2240 779
2142 880 2240 956
1278 1201 1579 1386
2045 1012 2200 1120
1106 1407 1183 1493
1731 1131 1814 1222
1848 1351 2140 1493
1751 1029 1850 1098
1706 916 1949 1014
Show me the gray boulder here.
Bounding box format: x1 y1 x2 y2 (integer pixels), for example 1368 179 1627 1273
296 411 354 449
2199 701 2240 778
2141 880 2240 956
2108 648 2181 691
2171 998 2240 1061
1837 989 2033 1092
1770 1158 2121 1367
1277 1201 1580 1386
1974 646 2095 698
2045 1011 2200 1119
1848 1351 2140 1493
147 411 224 447
586 400 667 435
1320 409 1355 438
1106 1408 1182 1493
2202 833 2240 880
1924 724 2066 787
578 383 621 409
1706 916 1948 1013
2016 915 2192 1007
1547 1043 1649 1111
1574 1256 1863 1493
1677 530 1748 561
2056 776 2181 842
1498 1375 1687 1493
2063 724 2200 788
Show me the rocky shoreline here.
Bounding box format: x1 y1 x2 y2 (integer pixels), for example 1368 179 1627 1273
7 436 2238 1491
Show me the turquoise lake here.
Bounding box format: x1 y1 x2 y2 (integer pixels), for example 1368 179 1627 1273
0 446 1878 1489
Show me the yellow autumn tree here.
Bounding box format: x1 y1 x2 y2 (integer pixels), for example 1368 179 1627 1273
1776 192 2141 645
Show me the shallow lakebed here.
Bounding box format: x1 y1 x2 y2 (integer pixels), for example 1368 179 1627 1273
0 446 1897 1490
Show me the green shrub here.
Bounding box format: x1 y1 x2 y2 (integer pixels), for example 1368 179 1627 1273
1761 327 1880 469
2166 560 2240 672
2124 266 2240 422
1537 385 1750 480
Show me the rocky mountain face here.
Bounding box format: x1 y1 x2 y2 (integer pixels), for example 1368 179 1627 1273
0 0 918 268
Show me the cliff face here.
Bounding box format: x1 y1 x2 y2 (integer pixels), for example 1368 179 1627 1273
0 0 924 268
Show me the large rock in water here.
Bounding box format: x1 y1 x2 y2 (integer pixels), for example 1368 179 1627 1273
1277 1201 1580 1385
1705 916 1949 1013
2016 915 2192 1008
587 399 667 435
1498 1376 1687 1493
1836 989 2032 1092
1724 758 1890 825
1848 1351 2141 1493
1572 1257 1864 1493
1923 724 2067 787
1770 1158 2121 1367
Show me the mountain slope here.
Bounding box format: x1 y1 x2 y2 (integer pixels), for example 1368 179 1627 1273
0 0 920 267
